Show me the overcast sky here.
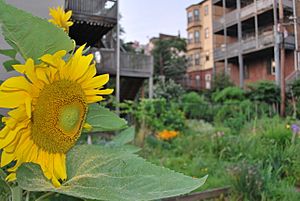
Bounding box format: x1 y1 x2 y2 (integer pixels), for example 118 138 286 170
120 0 203 44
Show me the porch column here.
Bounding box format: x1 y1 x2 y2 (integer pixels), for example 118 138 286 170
237 0 244 87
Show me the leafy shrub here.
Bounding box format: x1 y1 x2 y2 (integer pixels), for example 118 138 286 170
181 92 213 121
122 98 186 132
212 87 245 103
211 72 234 92
153 78 185 101
247 80 280 105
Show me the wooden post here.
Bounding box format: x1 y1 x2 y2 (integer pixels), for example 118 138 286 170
254 0 259 48
273 0 281 85
237 0 244 88
222 0 228 74
279 0 286 116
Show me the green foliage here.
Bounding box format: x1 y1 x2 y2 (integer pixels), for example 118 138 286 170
153 78 185 101
152 37 187 80
213 87 245 103
247 81 280 104
17 145 207 201
0 169 10 201
211 72 234 92
289 78 300 98
230 162 266 201
181 92 213 121
122 99 186 132
0 1 73 63
85 103 127 132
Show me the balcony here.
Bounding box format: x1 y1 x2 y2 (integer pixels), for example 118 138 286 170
187 42 202 51
187 19 202 30
65 0 117 46
65 0 117 24
91 48 153 78
214 31 295 61
213 0 293 33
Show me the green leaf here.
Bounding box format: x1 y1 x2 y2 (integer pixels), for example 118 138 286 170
112 126 135 145
17 145 207 201
0 49 17 59
3 59 20 71
85 104 127 132
0 169 11 200
0 1 74 62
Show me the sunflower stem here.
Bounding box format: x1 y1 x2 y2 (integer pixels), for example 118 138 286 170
35 192 55 201
11 185 22 201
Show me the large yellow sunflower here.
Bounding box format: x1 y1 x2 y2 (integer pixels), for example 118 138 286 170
49 6 73 33
0 45 113 187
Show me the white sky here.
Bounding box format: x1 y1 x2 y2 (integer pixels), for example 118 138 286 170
120 0 203 44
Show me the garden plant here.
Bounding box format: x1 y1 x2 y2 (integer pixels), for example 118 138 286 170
0 1 207 200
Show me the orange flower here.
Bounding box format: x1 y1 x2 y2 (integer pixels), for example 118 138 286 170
157 130 179 140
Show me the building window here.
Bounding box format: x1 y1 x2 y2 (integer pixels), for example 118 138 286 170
194 9 200 21
271 59 276 75
205 52 210 61
205 28 209 39
204 5 209 16
205 74 211 89
195 75 200 88
194 31 200 43
266 58 276 75
195 53 200 65
188 55 193 67
188 32 193 44
187 12 193 23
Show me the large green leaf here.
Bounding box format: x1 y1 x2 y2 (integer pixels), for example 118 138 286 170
112 126 135 145
85 104 127 132
17 145 207 201
0 1 74 62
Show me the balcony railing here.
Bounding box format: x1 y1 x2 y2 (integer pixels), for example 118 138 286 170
213 0 293 32
65 0 117 21
214 31 295 61
91 48 153 78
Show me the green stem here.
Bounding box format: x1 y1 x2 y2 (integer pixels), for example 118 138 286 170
35 192 55 201
11 185 22 201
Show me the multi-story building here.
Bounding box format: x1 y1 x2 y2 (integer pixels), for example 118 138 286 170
186 0 214 90
212 0 299 87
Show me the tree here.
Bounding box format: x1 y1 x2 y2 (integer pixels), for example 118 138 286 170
151 37 187 80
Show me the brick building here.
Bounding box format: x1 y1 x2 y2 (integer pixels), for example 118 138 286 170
186 0 214 90
213 0 299 87
187 0 300 89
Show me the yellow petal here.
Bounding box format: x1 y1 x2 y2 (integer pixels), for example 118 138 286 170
6 173 16 182
0 91 28 108
0 151 15 167
82 74 109 89
86 95 104 103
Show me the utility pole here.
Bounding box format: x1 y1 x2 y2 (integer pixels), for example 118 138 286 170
279 0 286 116
116 0 120 115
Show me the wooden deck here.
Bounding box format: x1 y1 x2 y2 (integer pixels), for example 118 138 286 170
91 48 153 78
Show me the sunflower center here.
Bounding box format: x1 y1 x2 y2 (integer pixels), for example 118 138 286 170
31 80 87 153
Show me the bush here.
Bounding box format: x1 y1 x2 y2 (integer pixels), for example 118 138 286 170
247 80 280 105
181 92 213 121
211 72 234 92
212 86 245 103
153 78 185 101
123 98 186 132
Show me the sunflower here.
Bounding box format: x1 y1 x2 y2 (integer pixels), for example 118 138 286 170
0 45 113 187
49 6 73 33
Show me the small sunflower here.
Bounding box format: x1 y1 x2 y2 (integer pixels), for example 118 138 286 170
0 45 113 187
49 6 73 33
